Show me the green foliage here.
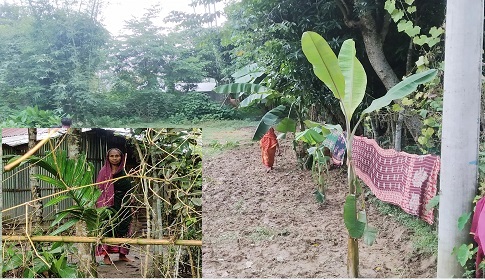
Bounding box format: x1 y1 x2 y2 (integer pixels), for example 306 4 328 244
301 31 437 251
362 225 378 246
214 83 269 97
339 39 367 121
275 117 297 134
168 92 241 122
2 242 80 278
314 189 325 204
301 31 345 100
0 106 64 128
343 195 366 238
231 63 265 83
252 105 287 140
0 2 109 117
457 212 471 231
453 244 478 268
384 0 445 154
132 128 202 243
385 0 444 49
295 128 328 145
6 149 112 236
361 69 438 115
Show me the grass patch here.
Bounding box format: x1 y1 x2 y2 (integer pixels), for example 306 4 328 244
127 118 257 130
200 119 258 157
249 226 275 241
369 195 438 255
248 226 290 242
234 198 245 214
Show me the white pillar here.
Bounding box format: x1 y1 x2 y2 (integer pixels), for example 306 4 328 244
437 0 484 277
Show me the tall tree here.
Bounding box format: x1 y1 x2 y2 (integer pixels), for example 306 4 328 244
0 2 109 120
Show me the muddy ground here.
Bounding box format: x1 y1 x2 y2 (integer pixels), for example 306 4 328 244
202 127 437 278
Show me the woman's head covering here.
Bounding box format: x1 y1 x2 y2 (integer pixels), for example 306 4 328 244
95 148 126 208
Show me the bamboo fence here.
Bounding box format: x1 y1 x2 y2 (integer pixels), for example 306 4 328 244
2 235 202 246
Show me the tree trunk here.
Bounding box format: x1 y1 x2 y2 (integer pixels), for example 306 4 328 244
68 129 97 277
28 128 43 227
358 11 409 152
437 0 483 277
358 12 400 90
394 111 404 151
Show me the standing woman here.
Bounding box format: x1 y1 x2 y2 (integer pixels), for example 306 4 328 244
260 127 280 172
95 148 133 265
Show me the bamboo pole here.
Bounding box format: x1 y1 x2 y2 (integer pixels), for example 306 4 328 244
2 236 202 246
4 128 59 171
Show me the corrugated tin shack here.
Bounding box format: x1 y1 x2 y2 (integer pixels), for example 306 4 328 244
1 128 145 232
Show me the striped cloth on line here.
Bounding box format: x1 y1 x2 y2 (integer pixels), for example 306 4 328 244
351 136 440 224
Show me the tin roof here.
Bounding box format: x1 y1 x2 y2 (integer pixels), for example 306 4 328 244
2 128 131 147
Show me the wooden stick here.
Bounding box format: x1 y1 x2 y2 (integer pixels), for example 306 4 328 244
4 128 59 171
2 235 202 246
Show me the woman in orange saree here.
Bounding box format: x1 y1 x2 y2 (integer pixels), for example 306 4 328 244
260 127 279 172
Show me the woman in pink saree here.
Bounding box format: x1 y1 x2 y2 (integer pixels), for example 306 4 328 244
95 148 133 265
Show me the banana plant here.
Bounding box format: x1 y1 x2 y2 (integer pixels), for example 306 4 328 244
214 63 298 140
301 31 437 277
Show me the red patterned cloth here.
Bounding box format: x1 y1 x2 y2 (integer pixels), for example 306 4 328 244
352 136 440 224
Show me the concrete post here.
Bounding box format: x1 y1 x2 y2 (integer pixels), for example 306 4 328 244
437 0 484 277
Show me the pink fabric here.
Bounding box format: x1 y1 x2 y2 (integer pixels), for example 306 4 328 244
96 242 130 256
471 197 485 277
352 136 440 224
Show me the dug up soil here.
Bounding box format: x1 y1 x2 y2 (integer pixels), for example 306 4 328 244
202 127 437 278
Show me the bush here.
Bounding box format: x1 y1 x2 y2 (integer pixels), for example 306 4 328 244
0 106 64 128
170 92 241 121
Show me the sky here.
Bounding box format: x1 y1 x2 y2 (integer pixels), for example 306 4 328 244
3 0 227 36
100 0 226 36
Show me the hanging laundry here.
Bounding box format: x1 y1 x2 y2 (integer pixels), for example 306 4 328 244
352 136 440 224
332 132 347 165
471 196 485 277
322 129 340 152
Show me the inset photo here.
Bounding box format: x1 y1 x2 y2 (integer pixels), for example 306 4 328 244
2 128 202 278
202 123 438 278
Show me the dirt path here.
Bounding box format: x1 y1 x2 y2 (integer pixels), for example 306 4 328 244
202 128 437 278
96 245 145 278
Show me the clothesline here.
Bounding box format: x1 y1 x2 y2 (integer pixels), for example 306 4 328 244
321 131 441 224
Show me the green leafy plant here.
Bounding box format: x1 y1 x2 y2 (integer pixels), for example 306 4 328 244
301 30 437 277
0 106 66 128
2 242 80 278
4 150 113 236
